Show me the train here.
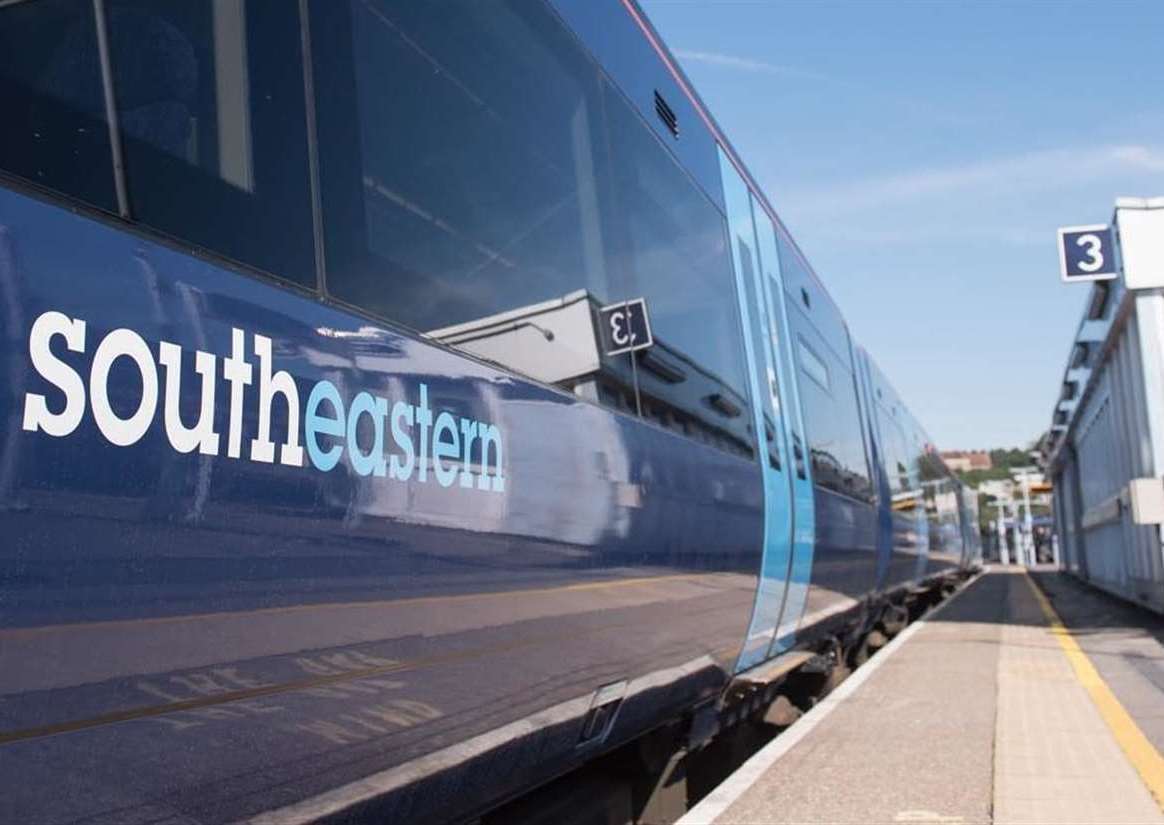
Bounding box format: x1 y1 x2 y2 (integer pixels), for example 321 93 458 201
0 1 981 823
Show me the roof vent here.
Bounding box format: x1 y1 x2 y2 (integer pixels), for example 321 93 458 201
654 90 679 138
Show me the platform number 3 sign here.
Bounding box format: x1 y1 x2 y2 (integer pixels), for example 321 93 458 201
598 298 653 356
1058 224 1118 282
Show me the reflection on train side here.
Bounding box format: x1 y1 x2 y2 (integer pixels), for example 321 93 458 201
0 571 758 823
428 290 754 460
922 477 966 566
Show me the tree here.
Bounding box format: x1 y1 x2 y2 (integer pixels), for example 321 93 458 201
987 447 1031 471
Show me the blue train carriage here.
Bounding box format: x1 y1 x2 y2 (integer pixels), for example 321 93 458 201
0 1 974 823
856 349 937 589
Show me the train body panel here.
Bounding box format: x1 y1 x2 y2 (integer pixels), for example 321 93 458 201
0 0 978 821
782 290 878 621
860 351 933 590
0 184 763 823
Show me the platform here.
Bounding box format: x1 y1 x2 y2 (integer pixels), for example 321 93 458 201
681 568 1164 824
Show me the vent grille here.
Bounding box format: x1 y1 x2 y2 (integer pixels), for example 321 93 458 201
654 90 679 138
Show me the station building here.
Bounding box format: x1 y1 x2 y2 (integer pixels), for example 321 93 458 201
1046 197 1164 614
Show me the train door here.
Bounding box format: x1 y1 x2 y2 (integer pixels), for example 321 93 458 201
720 149 795 671
856 349 894 591
753 215 816 654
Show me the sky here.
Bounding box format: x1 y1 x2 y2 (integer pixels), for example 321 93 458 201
639 0 1164 450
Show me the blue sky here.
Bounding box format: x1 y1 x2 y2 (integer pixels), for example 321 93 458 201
640 0 1164 450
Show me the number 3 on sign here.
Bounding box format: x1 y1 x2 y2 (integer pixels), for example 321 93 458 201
598 297 652 356
610 310 635 347
1075 233 1104 273
1057 224 1116 283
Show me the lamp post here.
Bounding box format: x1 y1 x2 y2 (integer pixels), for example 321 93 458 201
994 501 1010 565
1012 466 1040 566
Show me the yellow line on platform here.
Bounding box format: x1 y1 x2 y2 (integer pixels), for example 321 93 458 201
1025 572 1164 809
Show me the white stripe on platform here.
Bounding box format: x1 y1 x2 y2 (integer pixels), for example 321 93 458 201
676 569 986 825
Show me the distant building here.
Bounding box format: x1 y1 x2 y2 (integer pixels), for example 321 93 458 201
940 450 993 473
978 479 1014 501
978 474 1050 506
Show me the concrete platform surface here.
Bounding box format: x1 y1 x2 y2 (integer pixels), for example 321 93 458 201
682 569 1164 825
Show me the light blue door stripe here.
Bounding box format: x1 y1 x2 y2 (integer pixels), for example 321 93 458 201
720 148 793 673
755 223 816 656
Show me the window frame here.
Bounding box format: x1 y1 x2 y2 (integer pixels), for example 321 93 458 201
0 0 324 297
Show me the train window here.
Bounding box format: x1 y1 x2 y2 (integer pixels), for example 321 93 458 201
602 79 752 449
791 312 873 503
105 0 316 287
311 0 753 458
797 338 830 390
313 0 614 348
880 413 915 495
0 0 118 212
